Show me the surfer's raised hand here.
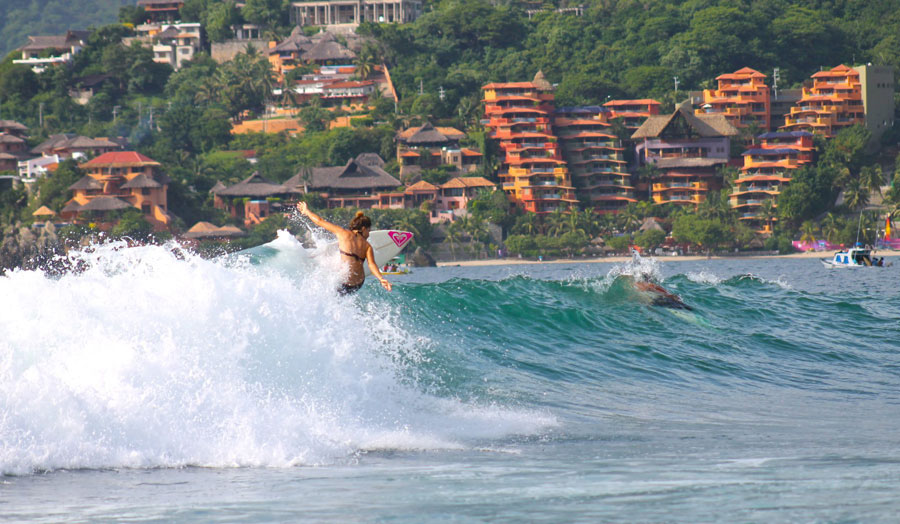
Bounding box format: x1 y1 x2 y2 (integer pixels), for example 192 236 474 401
296 201 308 215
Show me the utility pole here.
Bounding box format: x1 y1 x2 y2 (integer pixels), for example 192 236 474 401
419 79 424 96
438 86 445 101
772 67 780 99
39 102 44 128
113 105 121 123
673 76 679 94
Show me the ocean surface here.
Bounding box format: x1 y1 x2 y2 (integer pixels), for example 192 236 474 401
2 234 900 522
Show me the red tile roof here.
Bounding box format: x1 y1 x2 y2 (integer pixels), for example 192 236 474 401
604 99 662 107
83 151 158 166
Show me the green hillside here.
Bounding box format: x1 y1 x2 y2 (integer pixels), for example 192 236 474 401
0 0 130 60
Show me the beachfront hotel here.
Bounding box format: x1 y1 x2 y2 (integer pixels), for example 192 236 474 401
780 64 865 138
695 67 771 131
482 72 577 215
731 131 815 233
62 151 172 230
632 103 738 207
553 106 635 214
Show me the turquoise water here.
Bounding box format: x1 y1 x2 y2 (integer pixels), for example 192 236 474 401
2 240 900 522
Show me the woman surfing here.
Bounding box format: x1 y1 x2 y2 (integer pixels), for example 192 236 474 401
296 202 392 295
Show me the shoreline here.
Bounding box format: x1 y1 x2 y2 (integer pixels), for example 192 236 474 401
435 249 899 267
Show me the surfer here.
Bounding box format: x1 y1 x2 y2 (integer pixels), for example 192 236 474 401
623 272 692 310
296 202 392 294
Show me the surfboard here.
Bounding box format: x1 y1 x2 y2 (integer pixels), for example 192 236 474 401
233 229 414 275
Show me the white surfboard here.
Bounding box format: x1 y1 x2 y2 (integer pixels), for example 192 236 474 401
363 230 415 273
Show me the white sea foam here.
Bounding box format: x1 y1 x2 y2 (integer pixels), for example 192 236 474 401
686 270 723 285
0 238 554 474
598 251 665 289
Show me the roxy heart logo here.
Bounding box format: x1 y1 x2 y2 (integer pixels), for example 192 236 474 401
388 231 413 247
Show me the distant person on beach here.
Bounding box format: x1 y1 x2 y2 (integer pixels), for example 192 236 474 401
296 202 392 295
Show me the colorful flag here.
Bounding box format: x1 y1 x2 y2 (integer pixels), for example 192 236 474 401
886 216 892 240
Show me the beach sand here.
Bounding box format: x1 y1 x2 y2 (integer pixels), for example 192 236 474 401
436 249 897 267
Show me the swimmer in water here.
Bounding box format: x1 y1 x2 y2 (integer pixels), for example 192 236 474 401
623 271 693 310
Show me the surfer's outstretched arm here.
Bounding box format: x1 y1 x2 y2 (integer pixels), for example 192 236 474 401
297 202 346 237
366 244 392 291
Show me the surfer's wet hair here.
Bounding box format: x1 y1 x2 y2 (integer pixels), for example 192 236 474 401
349 211 371 232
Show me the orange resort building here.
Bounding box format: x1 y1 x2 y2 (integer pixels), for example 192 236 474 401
632 104 738 207
731 131 815 233
482 72 577 215
602 99 662 131
696 67 771 131
62 151 172 230
780 64 864 138
396 123 481 177
553 106 634 213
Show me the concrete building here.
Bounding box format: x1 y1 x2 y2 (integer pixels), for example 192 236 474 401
290 0 422 27
13 30 89 73
855 64 895 140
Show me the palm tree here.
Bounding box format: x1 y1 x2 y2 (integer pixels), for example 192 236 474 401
465 215 490 258
636 163 659 201
800 221 818 244
514 212 539 236
821 212 842 244
618 204 641 233
859 164 884 197
545 208 567 237
843 178 869 211
759 199 777 234
445 220 463 260
578 208 600 237
565 210 586 236
354 45 376 80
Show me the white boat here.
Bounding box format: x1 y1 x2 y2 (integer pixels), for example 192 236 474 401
821 247 886 268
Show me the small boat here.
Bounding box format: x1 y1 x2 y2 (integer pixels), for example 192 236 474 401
821 247 887 268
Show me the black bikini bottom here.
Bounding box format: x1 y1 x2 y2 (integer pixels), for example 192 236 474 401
337 282 364 295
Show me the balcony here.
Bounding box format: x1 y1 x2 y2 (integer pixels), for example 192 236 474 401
654 194 703 204
652 181 708 191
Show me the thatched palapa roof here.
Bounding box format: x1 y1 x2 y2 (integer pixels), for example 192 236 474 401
183 222 246 239
215 172 286 197
632 105 738 139
80 197 132 211
121 173 163 189
302 32 356 62
403 123 452 145
654 157 728 169
69 175 102 191
32 205 56 217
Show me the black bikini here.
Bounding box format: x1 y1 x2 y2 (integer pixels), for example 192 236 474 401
338 244 366 295
339 249 365 262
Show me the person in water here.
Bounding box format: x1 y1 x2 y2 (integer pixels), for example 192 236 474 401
296 202 392 295
623 271 692 310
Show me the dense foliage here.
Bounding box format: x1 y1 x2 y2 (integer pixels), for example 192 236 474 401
2 0 900 266
364 0 900 115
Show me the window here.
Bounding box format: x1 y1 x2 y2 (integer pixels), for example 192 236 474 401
142 188 151 195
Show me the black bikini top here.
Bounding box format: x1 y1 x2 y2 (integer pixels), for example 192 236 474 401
340 249 365 262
